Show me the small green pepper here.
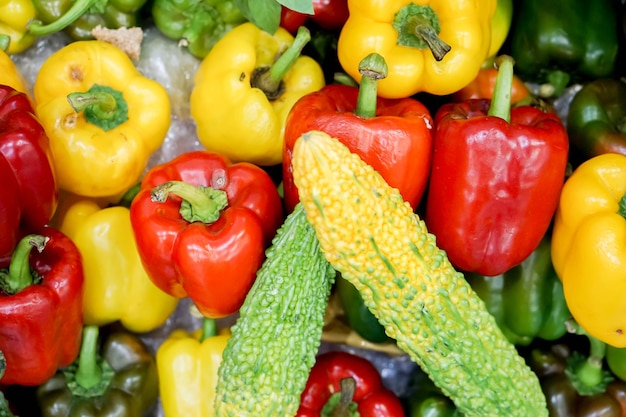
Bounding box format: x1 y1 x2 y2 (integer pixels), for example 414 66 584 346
405 369 462 417
566 78 626 163
36 326 159 417
152 0 247 58
465 235 571 346
28 0 148 41
509 0 619 96
336 274 391 344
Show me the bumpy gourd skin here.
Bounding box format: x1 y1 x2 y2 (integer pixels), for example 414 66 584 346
214 203 336 417
291 130 548 417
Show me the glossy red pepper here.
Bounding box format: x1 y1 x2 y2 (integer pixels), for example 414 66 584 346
0 85 58 262
425 56 568 276
129 150 283 318
283 53 433 214
0 155 21 263
0 227 84 386
296 351 405 417
280 0 349 33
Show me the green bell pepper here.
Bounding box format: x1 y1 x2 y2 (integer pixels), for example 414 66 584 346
151 0 247 59
465 236 571 346
606 345 626 382
36 326 159 417
336 274 392 344
566 78 626 163
509 0 619 96
0 352 17 417
28 0 148 41
405 369 462 417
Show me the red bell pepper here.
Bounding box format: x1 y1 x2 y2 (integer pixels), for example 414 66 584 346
0 155 21 263
424 56 569 276
129 150 283 318
296 351 405 417
0 227 84 386
0 85 58 262
280 0 349 33
283 53 434 214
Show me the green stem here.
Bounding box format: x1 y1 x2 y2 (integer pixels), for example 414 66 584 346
487 55 514 123
393 4 451 61
67 84 129 131
28 0 98 36
200 318 218 342
252 26 311 100
74 326 102 389
354 53 388 119
0 235 47 295
150 180 229 223
618 193 626 218
566 319 610 390
0 35 10 52
322 377 359 417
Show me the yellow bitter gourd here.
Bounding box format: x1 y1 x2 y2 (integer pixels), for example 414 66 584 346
214 203 336 417
291 130 548 417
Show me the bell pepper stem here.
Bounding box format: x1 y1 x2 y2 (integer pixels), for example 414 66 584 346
150 180 229 223
321 377 359 417
393 3 451 61
487 55 514 123
566 319 608 389
200 318 218 342
28 0 98 36
0 35 10 52
67 84 129 131
253 26 311 100
74 326 102 389
0 234 47 295
355 53 388 119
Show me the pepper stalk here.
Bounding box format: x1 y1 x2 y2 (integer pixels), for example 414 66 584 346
0 235 48 295
28 0 99 36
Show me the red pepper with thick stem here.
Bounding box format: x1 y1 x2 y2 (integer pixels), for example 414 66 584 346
424 56 569 276
0 227 84 386
280 0 349 33
283 52 433 214
0 85 58 262
129 150 283 318
296 351 405 417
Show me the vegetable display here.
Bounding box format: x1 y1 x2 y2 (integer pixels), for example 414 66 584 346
291 130 548 416
130 150 283 318
0 228 84 386
425 56 569 276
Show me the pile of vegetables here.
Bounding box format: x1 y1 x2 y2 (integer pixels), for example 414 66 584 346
1 0 626 416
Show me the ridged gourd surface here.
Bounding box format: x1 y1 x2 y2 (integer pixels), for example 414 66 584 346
291 130 549 417
214 203 336 417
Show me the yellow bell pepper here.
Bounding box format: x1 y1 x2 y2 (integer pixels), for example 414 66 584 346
190 23 325 166
0 49 28 94
551 153 626 348
0 0 36 54
337 0 496 98
51 192 179 333
33 40 171 197
157 318 230 417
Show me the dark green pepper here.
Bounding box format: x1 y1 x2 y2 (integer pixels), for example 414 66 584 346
465 236 571 346
528 341 626 417
509 0 620 96
0 352 17 417
28 0 148 41
405 370 462 417
151 0 247 59
566 78 626 162
606 345 626 383
336 274 392 344
36 326 158 417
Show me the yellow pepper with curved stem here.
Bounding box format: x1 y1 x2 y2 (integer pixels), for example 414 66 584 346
0 0 36 54
157 318 230 417
551 153 626 348
337 0 496 98
51 192 179 333
190 23 325 166
0 49 28 94
33 40 171 197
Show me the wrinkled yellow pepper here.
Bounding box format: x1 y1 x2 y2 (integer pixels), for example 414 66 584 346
190 23 325 166
337 0 496 98
33 40 171 197
0 49 28 94
157 318 230 417
552 153 626 348
0 0 36 54
52 192 179 333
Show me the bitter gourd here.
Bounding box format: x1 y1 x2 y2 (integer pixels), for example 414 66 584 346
291 130 549 417
214 203 336 417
